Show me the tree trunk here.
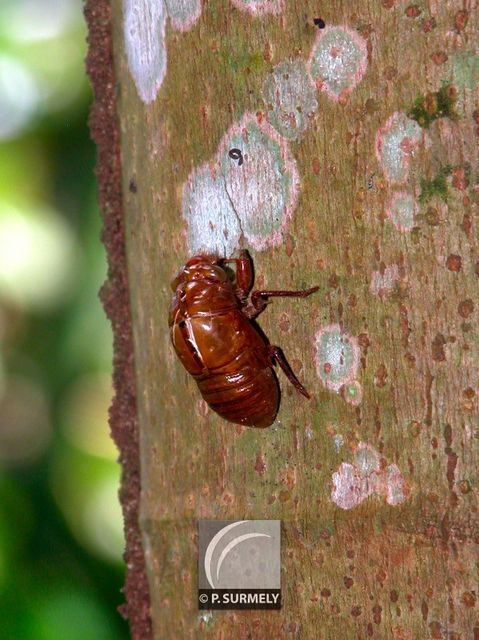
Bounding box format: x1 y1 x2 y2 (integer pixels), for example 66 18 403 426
88 0 479 637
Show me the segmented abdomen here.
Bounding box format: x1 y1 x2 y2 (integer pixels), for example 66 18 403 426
196 350 279 428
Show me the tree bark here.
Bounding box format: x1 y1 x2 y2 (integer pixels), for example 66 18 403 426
89 0 478 637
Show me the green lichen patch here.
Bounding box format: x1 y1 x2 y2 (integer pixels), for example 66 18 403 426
418 165 452 203
408 85 458 128
451 51 479 90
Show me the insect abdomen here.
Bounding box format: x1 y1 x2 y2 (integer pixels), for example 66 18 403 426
196 360 279 428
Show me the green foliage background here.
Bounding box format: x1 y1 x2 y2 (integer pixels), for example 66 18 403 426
0 2 128 637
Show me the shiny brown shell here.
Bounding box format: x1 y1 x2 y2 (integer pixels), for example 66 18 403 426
169 256 278 427
169 252 318 428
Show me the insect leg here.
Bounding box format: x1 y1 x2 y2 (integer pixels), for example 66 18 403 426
268 345 311 399
221 250 254 300
245 286 319 318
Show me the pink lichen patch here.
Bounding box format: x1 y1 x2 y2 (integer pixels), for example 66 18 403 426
341 380 363 406
331 443 408 510
331 463 365 509
309 26 368 101
165 0 202 32
375 112 423 184
386 191 417 232
314 324 360 392
262 58 318 140
216 112 300 252
230 0 283 15
370 264 400 297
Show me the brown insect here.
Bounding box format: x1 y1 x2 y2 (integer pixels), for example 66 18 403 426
169 251 318 428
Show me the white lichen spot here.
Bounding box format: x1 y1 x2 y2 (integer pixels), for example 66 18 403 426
182 113 299 255
314 324 360 392
262 59 318 140
375 112 422 184
341 380 363 406
333 433 344 451
230 0 283 15
217 113 299 251
385 464 408 505
386 191 417 232
124 0 167 104
353 443 380 477
331 443 408 510
182 163 241 256
165 0 202 31
331 463 364 509
309 26 368 101
370 264 399 297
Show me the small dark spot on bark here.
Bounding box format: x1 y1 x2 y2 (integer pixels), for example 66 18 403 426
409 421 421 437
405 352 416 368
254 452 266 476
344 576 354 589
351 605 362 617
129 178 137 193
461 591 476 607
458 479 471 494
372 604 382 624
454 9 469 32
458 299 474 318
313 18 325 28
390 590 399 603
429 621 443 638
358 333 370 348
321 588 331 598
443 423 452 448
376 568 387 584
431 51 448 65
421 17 436 32
374 364 388 387
328 273 339 288
405 4 421 18
446 254 462 272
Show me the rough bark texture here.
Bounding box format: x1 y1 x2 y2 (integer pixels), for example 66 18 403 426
85 2 153 638
95 0 478 637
